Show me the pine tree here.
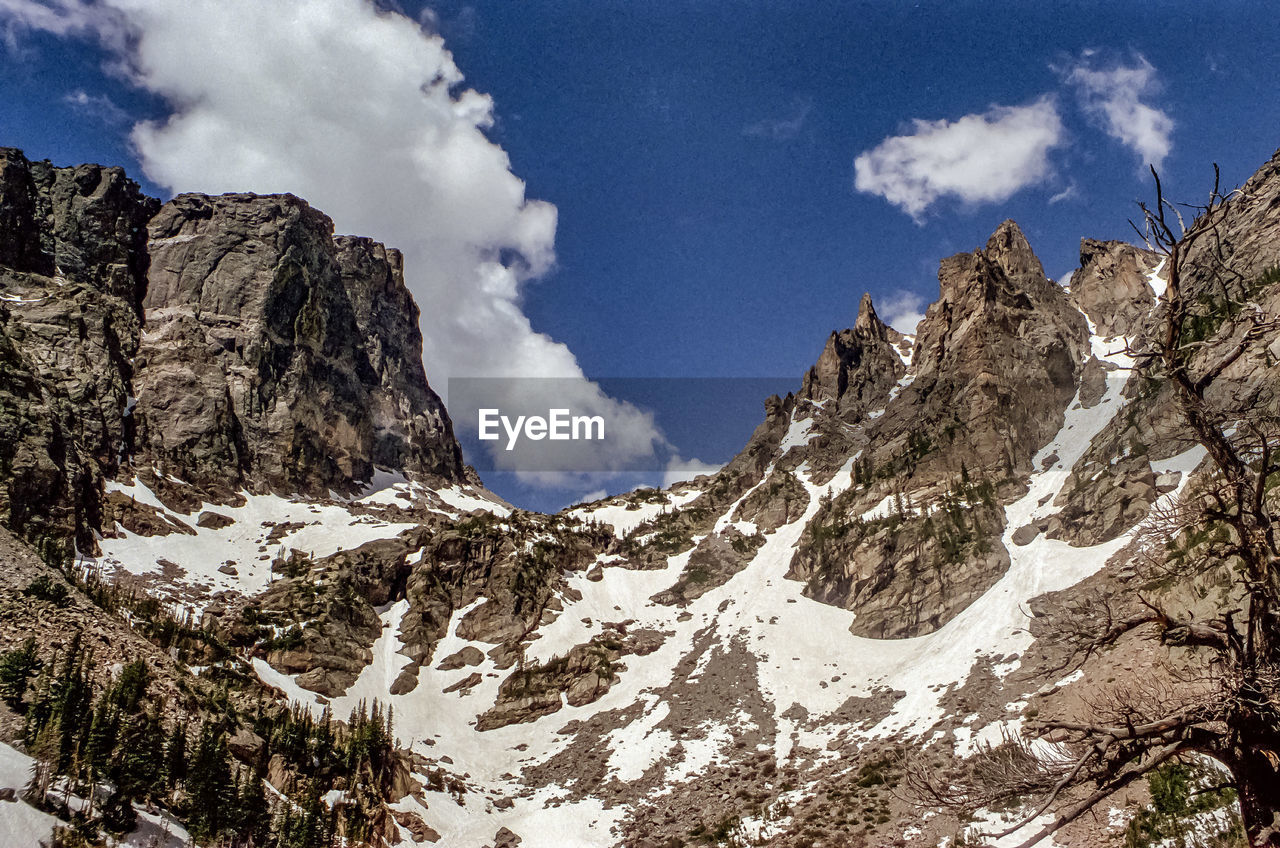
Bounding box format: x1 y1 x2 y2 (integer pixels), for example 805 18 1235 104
83 697 119 785
184 720 234 842
23 645 56 744
115 710 165 801
273 802 295 848
108 660 149 714
163 722 188 791
0 638 41 710
293 780 326 848
100 785 137 835
237 752 271 846
51 638 91 776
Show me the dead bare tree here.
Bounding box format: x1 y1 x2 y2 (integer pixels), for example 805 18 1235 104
905 167 1280 846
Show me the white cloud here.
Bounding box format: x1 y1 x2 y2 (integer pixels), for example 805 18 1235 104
5 0 668 485
662 456 721 488
1 0 117 37
853 97 1064 221
63 88 126 124
878 291 927 335
1047 183 1078 205
1062 54 1173 169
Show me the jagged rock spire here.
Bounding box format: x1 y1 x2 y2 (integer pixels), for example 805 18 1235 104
984 219 1046 282
904 219 1090 480
798 292 905 411
853 291 887 337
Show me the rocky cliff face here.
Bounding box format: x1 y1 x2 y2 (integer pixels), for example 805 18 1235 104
0 148 158 562
134 193 464 502
781 220 1089 638
0 148 466 564
899 220 1089 483
1069 238 1160 338
798 293 907 417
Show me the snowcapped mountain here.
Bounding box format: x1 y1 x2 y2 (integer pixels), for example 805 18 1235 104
2 143 1278 847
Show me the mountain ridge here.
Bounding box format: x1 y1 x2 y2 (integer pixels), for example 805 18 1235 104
1 143 1278 847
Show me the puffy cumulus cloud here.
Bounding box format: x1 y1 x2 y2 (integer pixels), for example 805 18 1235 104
1062 53 1173 169
854 97 1064 222
878 291 928 335
4 0 669 486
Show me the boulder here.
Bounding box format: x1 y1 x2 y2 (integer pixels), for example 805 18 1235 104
197 510 235 529
227 727 266 763
436 645 485 671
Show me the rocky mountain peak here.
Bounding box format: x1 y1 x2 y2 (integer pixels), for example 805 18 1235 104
983 218 1045 282
853 291 885 336
0 148 159 562
1180 144 1280 301
0 149 467 562
0 146 158 306
134 191 465 501
1069 238 1160 338
892 220 1089 484
798 293 905 414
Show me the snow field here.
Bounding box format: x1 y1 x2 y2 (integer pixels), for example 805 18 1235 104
249 325 1212 846
98 479 418 612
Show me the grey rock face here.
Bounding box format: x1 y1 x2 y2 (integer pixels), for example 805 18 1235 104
0 148 156 303
901 220 1090 482
786 221 1089 637
334 236 464 484
0 146 469 562
1181 146 1280 299
1046 147 1280 548
0 148 158 562
799 293 906 419
133 192 464 501
1069 238 1160 338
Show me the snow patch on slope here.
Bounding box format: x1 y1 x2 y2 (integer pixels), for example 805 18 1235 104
243 329 1211 847
567 489 701 539
97 480 417 611
0 744 58 848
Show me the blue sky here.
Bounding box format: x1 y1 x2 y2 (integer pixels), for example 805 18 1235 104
2 0 1277 510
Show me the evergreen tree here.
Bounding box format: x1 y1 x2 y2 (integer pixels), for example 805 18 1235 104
23 646 57 745
184 720 235 842
115 710 165 801
100 786 137 835
0 638 41 710
83 697 119 785
50 635 91 775
292 780 326 848
108 660 149 714
163 722 188 791
237 752 271 846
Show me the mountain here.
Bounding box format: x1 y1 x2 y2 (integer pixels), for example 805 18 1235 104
1 144 1278 847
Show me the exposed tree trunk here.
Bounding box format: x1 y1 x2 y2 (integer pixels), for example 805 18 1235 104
1234 746 1280 846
